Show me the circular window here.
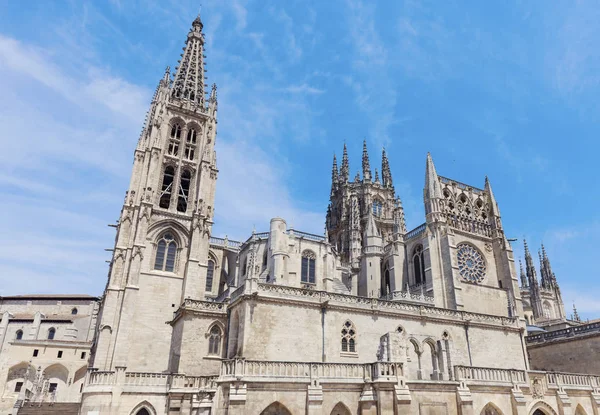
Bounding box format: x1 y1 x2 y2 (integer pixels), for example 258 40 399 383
457 244 486 283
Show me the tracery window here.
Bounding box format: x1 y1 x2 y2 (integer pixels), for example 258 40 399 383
168 124 182 156
205 260 214 292
154 232 177 272
185 128 197 160
341 320 356 353
47 328 56 340
372 200 383 217
301 250 316 284
412 245 426 285
177 170 191 212
15 330 23 340
208 325 222 355
159 166 175 209
457 243 486 283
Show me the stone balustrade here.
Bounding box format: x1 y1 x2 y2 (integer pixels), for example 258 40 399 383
546 372 600 388
526 321 600 344
220 359 402 383
124 372 169 387
85 369 217 393
454 365 527 385
87 371 115 386
405 223 427 240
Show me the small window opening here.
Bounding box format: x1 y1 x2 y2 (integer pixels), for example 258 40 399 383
49 383 57 393
498 280 503 288
71 308 78 315
14 382 23 392
57 350 63 358
47 328 56 340
205 260 215 292
81 352 87 359
15 330 23 341
33 349 39 357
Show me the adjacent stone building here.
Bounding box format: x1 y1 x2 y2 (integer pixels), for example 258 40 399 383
3 14 599 415
0 294 99 414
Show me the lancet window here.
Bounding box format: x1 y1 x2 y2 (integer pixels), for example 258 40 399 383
168 124 182 156
372 200 383 217
177 170 192 212
185 128 197 160
301 250 316 284
205 260 215 292
413 244 426 285
15 330 23 340
341 320 356 353
159 166 175 209
154 232 177 272
47 328 56 340
208 325 222 355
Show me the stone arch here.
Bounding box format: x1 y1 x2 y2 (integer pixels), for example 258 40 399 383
330 402 352 415
480 402 504 415
147 220 190 248
43 363 69 385
405 338 421 379
130 400 157 415
73 365 87 384
207 321 225 356
260 402 292 415
421 338 439 380
574 405 588 415
528 401 558 415
5 362 31 393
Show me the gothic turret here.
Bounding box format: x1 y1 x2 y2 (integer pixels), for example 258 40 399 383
340 143 349 183
519 259 528 288
524 240 544 319
362 140 372 182
424 153 443 222
374 168 380 185
382 148 393 188
331 154 339 195
172 14 207 106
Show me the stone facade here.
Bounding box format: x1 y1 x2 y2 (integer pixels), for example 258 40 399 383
0 13 593 415
0 294 99 414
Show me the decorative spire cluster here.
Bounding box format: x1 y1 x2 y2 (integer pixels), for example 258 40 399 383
382 149 393 188
331 154 339 195
340 144 349 183
171 14 208 106
519 259 528 288
362 140 371 182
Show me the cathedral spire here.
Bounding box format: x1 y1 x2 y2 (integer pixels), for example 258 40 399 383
519 259 528 288
538 250 549 289
573 303 581 322
171 15 207 106
331 154 339 195
524 240 539 288
362 140 372 182
340 143 349 183
484 176 501 218
382 148 393 188
424 153 442 200
374 168 380 184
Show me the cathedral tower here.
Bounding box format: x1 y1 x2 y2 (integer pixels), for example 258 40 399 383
92 16 219 372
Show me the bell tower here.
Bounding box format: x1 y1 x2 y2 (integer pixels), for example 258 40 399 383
92 15 219 372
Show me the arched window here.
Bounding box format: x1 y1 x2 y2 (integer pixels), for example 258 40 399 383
15 330 23 341
208 325 222 355
47 328 56 340
185 128 197 160
71 308 78 315
341 320 356 353
413 245 426 285
159 166 175 209
381 262 391 297
154 233 177 272
177 170 191 212
301 250 316 284
205 260 214 292
168 124 182 156
136 409 150 415
372 200 383 217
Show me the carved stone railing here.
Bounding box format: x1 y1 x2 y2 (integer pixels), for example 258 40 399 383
287 229 326 242
255 283 516 327
439 176 484 194
546 372 600 388
381 290 435 304
181 299 227 314
87 371 116 386
445 215 492 237
220 359 402 383
170 374 218 391
405 223 426 240
124 372 170 387
526 322 600 344
454 366 527 385
210 236 242 250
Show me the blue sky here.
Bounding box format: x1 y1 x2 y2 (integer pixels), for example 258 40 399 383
0 1 598 318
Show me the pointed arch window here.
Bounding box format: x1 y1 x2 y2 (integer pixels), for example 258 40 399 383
185 128 197 160
177 170 192 212
208 325 222 355
301 250 316 284
413 244 426 285
159 166 175 209
205 259 215 292
154 233 177 272
372 200 383 217
15 330 23 341
341 320 356 353
168 124 182 156
47 328 56 340
381 262 391 297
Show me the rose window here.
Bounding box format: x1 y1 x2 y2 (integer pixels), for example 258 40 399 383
457 244 486 283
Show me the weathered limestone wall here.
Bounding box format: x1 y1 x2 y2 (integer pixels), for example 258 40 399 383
528 334 600 375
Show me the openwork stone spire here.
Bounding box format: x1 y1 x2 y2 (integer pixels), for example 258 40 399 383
331 154 339 195
172 15 207 106
524 240 539 288
362 140 371 182
340 143 349 183
374 168 380 184
519 259 528 288
382 148 393 188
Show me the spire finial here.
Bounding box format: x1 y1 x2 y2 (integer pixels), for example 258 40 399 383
573 303 581 322
374 168 380 184
331 153 339 195
171 15 206 105
340 143 349 182
362 139 372 182
382 147 393 188
424 152 442 199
